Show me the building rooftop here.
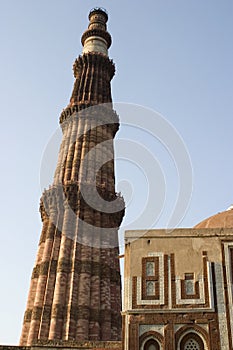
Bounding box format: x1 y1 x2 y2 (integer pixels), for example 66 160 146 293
194 206 233 228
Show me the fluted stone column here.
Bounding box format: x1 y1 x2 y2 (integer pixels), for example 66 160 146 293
20 8 124 346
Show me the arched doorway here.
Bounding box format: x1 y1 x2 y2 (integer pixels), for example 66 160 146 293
144 338 160 350
180 332 205 350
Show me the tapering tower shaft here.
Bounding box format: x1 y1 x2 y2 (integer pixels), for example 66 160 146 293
20 8 124 346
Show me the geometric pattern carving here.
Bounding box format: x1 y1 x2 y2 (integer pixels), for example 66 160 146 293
146 281 156 296
146 262 155 276
175 326 208 350
176 274 205 305
20 8 125 345
223 242 233 347
131 252 214 311
183 338 200 349
184 273 195 295
142 257 160 300
173 255 213 309
138 253 166 306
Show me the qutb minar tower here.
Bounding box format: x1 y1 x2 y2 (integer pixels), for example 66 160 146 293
20 8 125 346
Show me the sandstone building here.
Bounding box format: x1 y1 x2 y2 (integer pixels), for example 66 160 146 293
122 208 233 349
19 7 124 348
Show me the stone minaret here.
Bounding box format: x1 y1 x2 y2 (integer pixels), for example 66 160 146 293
20 8 124 346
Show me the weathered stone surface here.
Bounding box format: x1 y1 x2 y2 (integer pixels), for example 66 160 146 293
19 8 124 346
123 228 233 349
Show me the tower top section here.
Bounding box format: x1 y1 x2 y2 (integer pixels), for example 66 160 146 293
81 7 112 56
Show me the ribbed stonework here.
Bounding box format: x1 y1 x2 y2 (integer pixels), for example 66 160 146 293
20 8 124 346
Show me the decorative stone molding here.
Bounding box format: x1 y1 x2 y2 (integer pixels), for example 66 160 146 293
175 325 210 350
20 8 124 346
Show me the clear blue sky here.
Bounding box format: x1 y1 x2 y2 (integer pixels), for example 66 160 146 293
0 0 232 345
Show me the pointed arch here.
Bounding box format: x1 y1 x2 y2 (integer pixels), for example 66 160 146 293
175 325 209 350
139 330 163 350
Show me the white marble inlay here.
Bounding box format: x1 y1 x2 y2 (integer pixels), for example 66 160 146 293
137 253 164 305
123 277 132 311
176 273 205 305
82 36 108 55
139 324 164 336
